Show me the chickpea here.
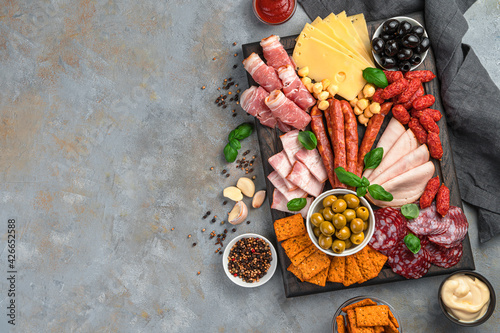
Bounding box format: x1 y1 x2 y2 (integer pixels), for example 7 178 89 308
369 102 381 114
305 82 314 93
301 77 312 86
362 83 376 98
357 98 370 111
318 91 329 101
318 100 329 111
313 82 323 95
357 91 364 100
364 107 373 118
349 98 358 108
327 84 339 98
358 114 370 126
353 105 363 115
321 78 331 90
297 66 309 77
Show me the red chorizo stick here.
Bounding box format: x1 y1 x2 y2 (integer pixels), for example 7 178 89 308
419 176 440 209
324 98 334 139
357 102 393 176
311 106 336 188
330 99 347 188
340 100 358 177
436 184 450 217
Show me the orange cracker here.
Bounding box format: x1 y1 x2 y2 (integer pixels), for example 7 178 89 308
305 267 328 287
290 244 316 266
353 246 376 284
347 309 375 333
287 263 304 282
327 255 346 283
281 233 312 258
383 320 398 333
273 214 306 242
298 251 331 280
336 315 347 333
355 305 390 327
343 255 363 287
374 326 385 333
388 310 399 328
366 246 388 273
342 298 377 312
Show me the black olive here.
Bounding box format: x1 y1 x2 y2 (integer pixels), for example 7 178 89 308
415 37 430 53
402 34 420 48
397 21 412 37
380 57 397 69
372 37 385 54
411 26 425 38
409 54 422 65
398 61 412 72
384 39 399 57
382 19 400 34
397 48 413 61
380 32 395 41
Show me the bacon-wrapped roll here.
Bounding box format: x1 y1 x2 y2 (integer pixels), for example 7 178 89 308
278 65 316 112
265 90 311 131
243 53 282 93
240 86 277 129
260 35 294 71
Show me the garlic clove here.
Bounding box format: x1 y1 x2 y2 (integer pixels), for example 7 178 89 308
228 201 248 225
223 186 243 202
236 177 255 197
252 190 266 208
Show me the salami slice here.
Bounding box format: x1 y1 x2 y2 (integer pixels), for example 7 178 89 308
407 203 451 236
388 240 431 279
428 206 468 247
369 208 407 253
424 242 463 268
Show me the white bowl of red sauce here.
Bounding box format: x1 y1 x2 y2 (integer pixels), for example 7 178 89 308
252 0 297 25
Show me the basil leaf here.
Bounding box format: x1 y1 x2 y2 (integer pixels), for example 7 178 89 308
298 131 317 150
404 233 421 254
367 184 393 201
334 167 364 187
363 67 388 88
361 176 370 187
364 147 384 170
223 143 238 163
229 138 241 150
228 129 237 141
233 123 253 140
401 204 420 220
356 186 367 197
287 198 307 211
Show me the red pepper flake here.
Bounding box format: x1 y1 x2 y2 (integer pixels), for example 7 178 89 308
251 248 255 253
234 273 238 277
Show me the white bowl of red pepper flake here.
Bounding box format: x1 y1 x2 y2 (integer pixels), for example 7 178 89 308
223 233 277 287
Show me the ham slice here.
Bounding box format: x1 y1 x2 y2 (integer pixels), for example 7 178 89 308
364 117 406 179
278 65 316 112
295 148 328 183
280 130 302 165
370 144 430 186
268 151 297 190
265 90 311 131
240 86 277 128
267 171 307 201
271 189 312 218
368 161 435 207
242 53 282 93
260 35 294 71
286 161 324 197
367 129 419 182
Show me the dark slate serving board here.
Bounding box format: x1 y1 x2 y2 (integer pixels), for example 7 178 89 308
241 12 474 298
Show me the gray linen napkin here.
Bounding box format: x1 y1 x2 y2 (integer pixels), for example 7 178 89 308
298 0 500 242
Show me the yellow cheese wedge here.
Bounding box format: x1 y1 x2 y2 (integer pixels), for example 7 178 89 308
348 13 372 58
336 11 374 63
293 34 367 100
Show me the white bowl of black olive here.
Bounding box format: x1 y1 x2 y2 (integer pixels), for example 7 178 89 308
371 16 430 72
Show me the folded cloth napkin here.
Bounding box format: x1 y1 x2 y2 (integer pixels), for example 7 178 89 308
298 0 500 242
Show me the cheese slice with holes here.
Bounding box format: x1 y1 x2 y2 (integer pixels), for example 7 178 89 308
348 13 372 58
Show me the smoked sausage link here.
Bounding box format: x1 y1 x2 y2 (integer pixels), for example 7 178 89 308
419 176 440 209
311 106 336 188
340 100 359 177
330 99 347 188
436 184 450 217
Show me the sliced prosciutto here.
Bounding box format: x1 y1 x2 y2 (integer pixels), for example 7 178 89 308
265 90 311 131
286 161 324 197
268 151 296 190
260 35 294 71
428 206 468 248
280 130 302 165
271 189 312 218
242 53 282 93
278 65 316 112
295 148 328 183
240 86 277 128
267 171 307 201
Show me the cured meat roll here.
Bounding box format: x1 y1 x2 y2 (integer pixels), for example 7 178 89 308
260 35 294 71
240 86 277 129
265 90 311 131
278 65 316 112
242 53 282 93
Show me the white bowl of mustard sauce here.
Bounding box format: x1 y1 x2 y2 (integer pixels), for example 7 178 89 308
438 271 496 326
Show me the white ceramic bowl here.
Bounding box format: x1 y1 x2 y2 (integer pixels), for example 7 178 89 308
222 233 277 288
306 189 375 257
372 16 429 71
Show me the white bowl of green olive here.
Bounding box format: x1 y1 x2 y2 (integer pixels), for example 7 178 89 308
306 189 375 257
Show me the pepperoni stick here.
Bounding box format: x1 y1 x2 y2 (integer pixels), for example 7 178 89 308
340 100 358 178
324 98 334 139
330 99 347 188
310 106 336 188
357 102 393 176
436 184 450 217
419 176 440 209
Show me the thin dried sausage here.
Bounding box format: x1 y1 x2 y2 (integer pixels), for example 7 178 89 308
340 100 359 177
330 99 347 188
311 106 336 188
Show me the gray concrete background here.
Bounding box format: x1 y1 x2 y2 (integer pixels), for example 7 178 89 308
0 0 498 332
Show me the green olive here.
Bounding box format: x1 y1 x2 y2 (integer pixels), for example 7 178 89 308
313 227 321 238
318 234 333 249
351 232 365 245
363 221 368 231
322 195 337 208
332 239 346 254
336 194 344 201
318 208 325 216
311 213 324 227
343 209 356 223
320 221 335 236
350 218 364 234
332 199 347 213
335 226 351 240
322 207 334 221
343 194 360 209
344 238 353 249
332 213 347 230
356 206 370 221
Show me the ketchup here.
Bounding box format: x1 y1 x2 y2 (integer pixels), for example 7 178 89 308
254 0 296 25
